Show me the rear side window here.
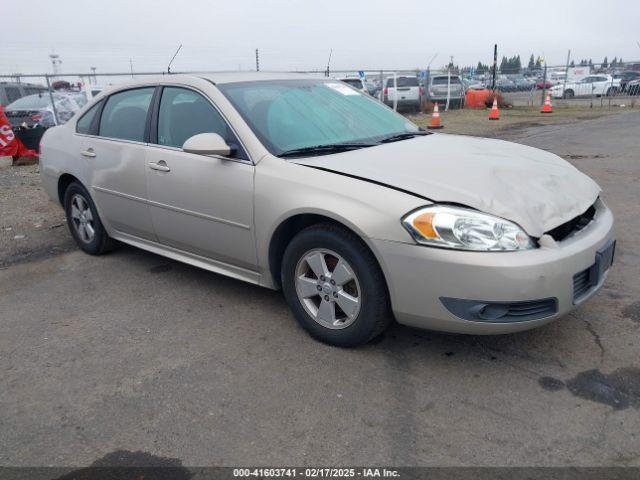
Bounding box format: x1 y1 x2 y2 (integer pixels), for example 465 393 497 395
99 88 154 142
386 77 419 87
76 101 102 134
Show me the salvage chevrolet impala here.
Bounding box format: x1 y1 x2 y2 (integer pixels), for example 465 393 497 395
40 73 615 346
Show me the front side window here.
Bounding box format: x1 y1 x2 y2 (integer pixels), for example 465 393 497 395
99 88 154 142
218 79 418 156
157 87 232 149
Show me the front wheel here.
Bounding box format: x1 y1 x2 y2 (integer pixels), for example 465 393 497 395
281 224 391 347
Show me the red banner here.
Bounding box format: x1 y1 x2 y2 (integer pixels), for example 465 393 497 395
0 105 38 158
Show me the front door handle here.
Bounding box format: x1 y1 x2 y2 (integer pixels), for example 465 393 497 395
148 161 170 172
80 148 96 158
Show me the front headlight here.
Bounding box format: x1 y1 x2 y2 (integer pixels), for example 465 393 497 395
402 205 535 251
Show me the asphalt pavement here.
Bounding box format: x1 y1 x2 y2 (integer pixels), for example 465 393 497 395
1 111 639 468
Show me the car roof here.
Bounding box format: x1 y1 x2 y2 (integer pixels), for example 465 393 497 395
90 72 323 95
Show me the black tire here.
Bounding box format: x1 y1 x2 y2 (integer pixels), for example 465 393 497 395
281 224 391 347
64 181 115 255
563 89 574 99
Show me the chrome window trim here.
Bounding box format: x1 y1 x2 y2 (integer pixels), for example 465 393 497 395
72 82 255 164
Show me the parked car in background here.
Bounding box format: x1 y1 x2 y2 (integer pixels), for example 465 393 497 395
425 74 464 108
40 73 614 346
62 91 89 108
627 78 640 96
5 92 83 132
535 78 554 90
494 76 517 92
550 74 616 98
383 75 422 111
0 82 47 106
508 74 535 91
462 78 485 91
617 71 640 92
338 78 369 95
365 81 380 98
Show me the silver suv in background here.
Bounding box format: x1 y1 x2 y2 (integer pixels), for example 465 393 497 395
383 76 422 111
425 74 464 108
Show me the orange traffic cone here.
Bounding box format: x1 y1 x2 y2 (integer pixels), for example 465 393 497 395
541 93 553 113
427 102 443 129
489 97 500 120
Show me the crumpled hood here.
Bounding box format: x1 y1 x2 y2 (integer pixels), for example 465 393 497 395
292 134 600 237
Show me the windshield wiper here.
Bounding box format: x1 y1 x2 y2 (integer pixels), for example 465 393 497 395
379 131 431 144
278 143 377 158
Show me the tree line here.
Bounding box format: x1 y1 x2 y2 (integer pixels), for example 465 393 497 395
470 54 626 74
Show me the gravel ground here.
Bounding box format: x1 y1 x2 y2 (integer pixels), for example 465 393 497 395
0 165 72 268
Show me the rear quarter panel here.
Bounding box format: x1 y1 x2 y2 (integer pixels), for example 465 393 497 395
40 124 88 203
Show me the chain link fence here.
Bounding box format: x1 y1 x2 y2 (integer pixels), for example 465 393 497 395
2 60 639 127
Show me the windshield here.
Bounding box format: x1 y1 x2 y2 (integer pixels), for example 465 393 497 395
218 79 419 156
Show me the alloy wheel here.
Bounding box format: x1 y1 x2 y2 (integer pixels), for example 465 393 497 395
294 248 361 329
70 193 95 243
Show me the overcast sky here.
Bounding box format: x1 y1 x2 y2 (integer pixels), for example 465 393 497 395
3 0 640 76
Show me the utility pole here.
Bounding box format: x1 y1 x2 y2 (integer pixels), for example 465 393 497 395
491 44 497 91
130 58 134 78
90 67 96 85
255 49 260 71
49 53 62 80
325 48 332 78
562 49 571 100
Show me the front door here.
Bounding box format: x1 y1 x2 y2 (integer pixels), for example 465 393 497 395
144 86 256 270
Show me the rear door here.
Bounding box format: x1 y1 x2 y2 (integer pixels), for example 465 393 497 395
81 87 157 240
144 86 256 270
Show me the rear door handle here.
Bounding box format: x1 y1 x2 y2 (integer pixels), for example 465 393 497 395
80 148 96 158
148 161 170 172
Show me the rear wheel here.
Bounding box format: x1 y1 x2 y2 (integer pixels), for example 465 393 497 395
64 181 115 255
563 89 574 99
281 224 391 347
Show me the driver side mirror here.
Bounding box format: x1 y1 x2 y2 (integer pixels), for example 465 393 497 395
182 133 231 157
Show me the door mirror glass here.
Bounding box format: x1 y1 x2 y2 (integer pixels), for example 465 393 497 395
182 133 231 156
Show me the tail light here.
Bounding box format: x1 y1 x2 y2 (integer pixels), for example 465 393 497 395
383 87 388 96
419 86 423 97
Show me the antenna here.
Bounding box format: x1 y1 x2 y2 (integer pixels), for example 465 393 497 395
325 48 333 77
167 44 183 74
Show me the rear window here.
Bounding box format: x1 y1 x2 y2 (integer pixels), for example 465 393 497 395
340 79 362 87
431 77 461 85
386 77 419 87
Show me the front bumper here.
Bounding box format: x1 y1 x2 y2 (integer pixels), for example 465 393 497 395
371 202 615 334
